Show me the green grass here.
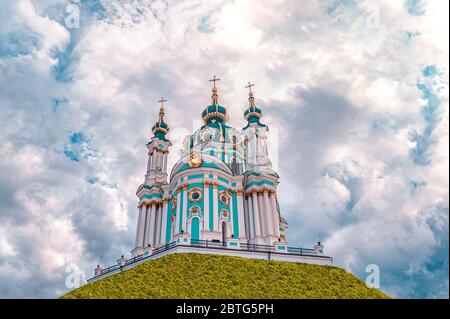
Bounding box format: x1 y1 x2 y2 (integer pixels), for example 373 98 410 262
62 253 390 299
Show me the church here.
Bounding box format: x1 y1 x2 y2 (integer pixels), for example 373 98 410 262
90 77 332 282
132 77 288 256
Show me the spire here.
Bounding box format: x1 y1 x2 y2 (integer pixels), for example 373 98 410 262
158 97 167 124
243 81 263 124
202 75 229 124
245 81 256 111
209 75 221 106
152 97 169 140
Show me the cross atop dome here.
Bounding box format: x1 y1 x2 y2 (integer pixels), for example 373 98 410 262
209 75 221 89
243 81 263 125
152 96 170 139
245 81 255 95
202 75 228 123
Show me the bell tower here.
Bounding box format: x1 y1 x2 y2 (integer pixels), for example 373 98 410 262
242 82 287 245
145 97 172 185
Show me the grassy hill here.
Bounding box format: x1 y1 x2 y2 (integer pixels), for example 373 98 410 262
62 253 390 299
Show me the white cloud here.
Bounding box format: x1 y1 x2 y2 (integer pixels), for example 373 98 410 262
0 0 448 298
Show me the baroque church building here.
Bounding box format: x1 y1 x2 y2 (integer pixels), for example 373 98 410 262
131 78 289 257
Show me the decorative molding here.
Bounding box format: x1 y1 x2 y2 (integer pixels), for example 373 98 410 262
188 187 203 202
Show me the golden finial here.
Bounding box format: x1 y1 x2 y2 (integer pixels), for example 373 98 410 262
245 81 255 96
209 75 221 89
209 75 221 106
157 97 167 123
245 81 256 109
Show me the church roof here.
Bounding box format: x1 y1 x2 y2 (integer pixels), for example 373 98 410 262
243 83 266 129
201 86 229 124
151 98 170 141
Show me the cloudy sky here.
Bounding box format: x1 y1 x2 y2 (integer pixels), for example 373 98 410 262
0 0 448 298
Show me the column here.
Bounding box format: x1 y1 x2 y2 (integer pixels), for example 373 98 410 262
182 185 188 232
257 192 267 237
252 191 261 238
229 191 235 237
247 194 254 239
155 204 161 246
163 152 168 174
203 182 210 231
262 189 273 237
148 203 157 246
147 152 152 174
150 151 155 170
212 183 219 232
270 192 280 238
236 190 246 239
135 204 146 248
154 150 161 169
175 190 181 235
161 198 169 245
143 204 151 247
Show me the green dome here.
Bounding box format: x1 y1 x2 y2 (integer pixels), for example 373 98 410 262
202 87 229 124
152 120 169 131
244 106 262 119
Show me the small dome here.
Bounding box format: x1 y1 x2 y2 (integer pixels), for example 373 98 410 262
244 106 262 121
152 120 169 134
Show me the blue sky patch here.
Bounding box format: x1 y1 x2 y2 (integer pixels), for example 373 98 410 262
405 0 426 16
409 66 442 166
0 31 41 58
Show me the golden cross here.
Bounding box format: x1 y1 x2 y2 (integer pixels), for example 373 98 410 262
245 81 255 93
158 97 167 107
209 75 221 88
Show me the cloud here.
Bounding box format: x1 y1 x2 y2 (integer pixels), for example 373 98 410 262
0 0 448 298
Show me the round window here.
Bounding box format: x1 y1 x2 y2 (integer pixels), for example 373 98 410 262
192 192 200 200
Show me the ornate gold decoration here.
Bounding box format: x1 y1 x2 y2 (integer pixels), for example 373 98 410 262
188 187 203 202
219 190 230 207
203 181 211 187
189 151 202 168
171 196 177 211
190 205 201 215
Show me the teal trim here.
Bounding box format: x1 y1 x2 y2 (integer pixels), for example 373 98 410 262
209 184 214 231
139 193 162 201
179 191 184 233
218 176 230 184
165 198 172 243
245 180 274 189
188 174 203 180
232 192 239 238
187 183 204 218
229 241 238 247
191 217 200 241
174 162 223 176
277 245 286 251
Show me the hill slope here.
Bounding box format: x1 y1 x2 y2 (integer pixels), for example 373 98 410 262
63 253 390 299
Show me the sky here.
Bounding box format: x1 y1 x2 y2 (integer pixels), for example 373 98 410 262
0 0 448 299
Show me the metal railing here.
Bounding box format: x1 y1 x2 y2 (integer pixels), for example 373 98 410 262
92 240 325 279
